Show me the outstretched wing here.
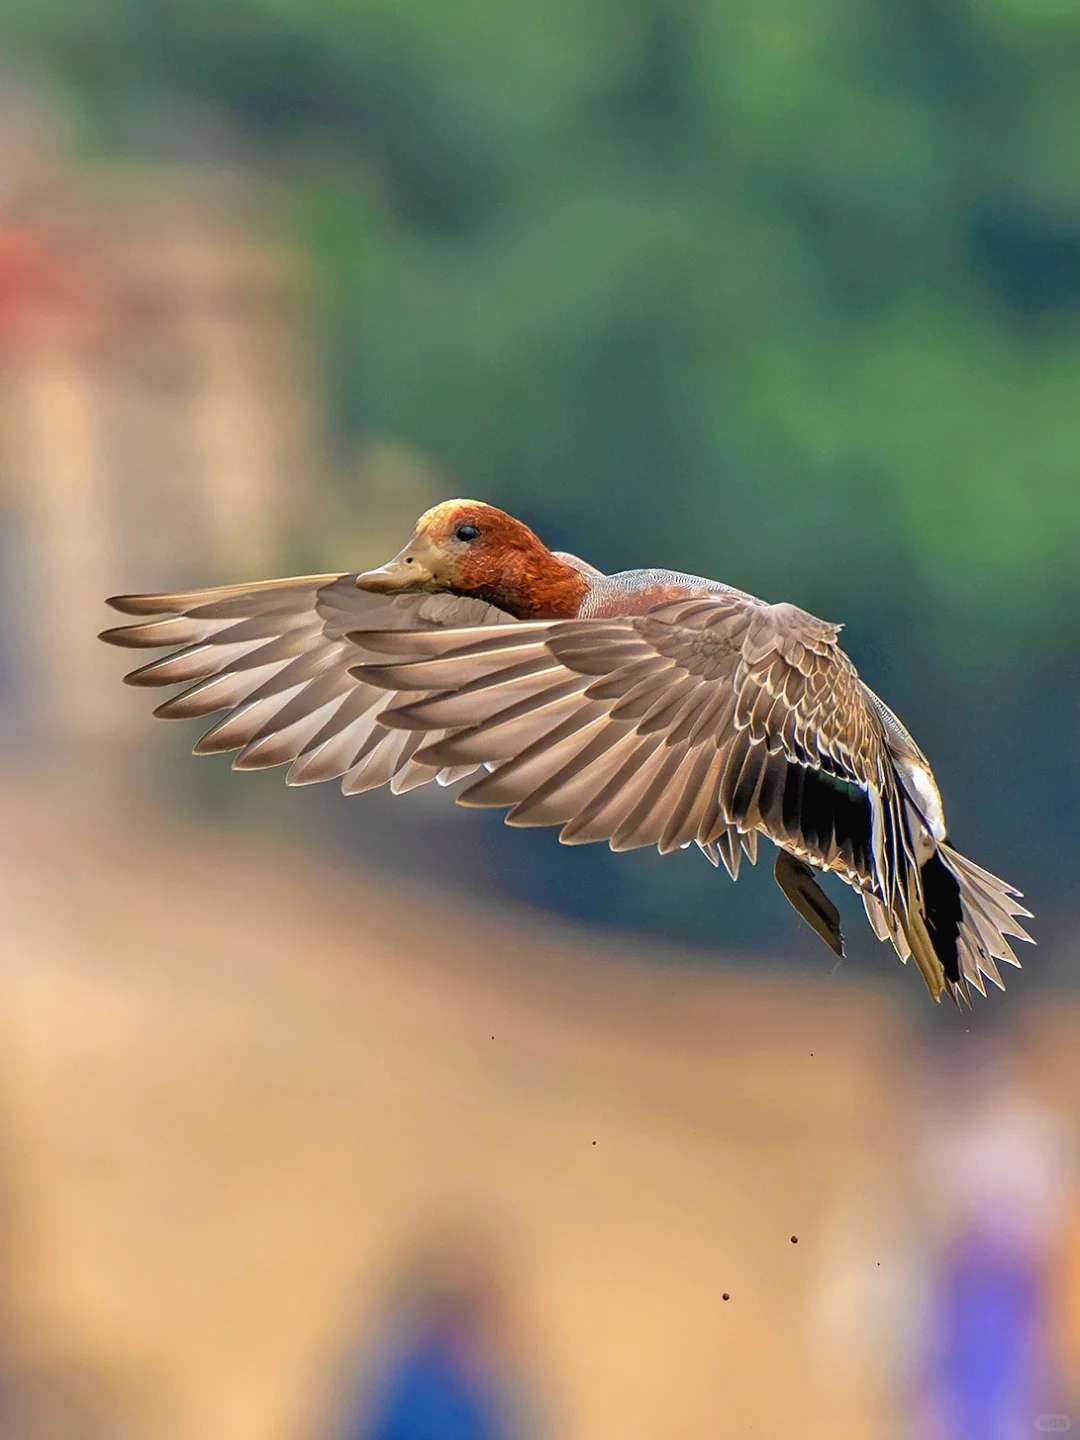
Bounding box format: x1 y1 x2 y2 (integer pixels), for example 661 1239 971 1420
356 594 1033 1000
353 593 906 895
100 576 513 794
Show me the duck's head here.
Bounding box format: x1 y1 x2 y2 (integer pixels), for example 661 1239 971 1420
356 499 589 619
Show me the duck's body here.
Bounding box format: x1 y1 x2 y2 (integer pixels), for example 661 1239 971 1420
101 499 1032 1004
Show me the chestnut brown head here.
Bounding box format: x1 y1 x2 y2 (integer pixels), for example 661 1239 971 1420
356 500 589 619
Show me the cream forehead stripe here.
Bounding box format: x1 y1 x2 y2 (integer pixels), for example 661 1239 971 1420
416 499 487 531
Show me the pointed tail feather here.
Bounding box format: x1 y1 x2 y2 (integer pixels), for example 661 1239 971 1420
937 842 1033 994
862 844 1033 1005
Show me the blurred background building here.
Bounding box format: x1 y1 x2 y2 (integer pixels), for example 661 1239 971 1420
0 82 307 750
0 4 1077 1435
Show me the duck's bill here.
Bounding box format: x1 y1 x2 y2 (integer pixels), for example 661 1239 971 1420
356 535 441 594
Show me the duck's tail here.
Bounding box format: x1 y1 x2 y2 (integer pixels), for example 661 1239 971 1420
863 843 1034 1005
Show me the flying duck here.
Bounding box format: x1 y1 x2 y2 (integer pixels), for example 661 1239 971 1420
100 499 1033 1003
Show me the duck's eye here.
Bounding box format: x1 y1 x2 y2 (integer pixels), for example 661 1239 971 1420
455 523 481 543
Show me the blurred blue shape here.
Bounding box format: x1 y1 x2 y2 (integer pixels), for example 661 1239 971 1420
933 1223 1046 1440
337 1225 537 1440
356 1332 518 1440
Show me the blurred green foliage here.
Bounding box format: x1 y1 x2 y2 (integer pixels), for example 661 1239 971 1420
4 0 1078 955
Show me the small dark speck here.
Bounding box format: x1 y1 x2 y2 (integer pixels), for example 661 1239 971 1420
491 1035 495 1040
790 1235 799 1244
591 1140 597 1146
722 1293 730 1301
809 1053 814 1057
877 1262 881 1267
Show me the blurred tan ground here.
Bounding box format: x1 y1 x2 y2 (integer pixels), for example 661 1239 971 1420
0 763 912 1440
